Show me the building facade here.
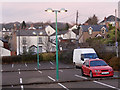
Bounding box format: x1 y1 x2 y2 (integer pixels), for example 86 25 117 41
79 25 108 43
118 1 120 18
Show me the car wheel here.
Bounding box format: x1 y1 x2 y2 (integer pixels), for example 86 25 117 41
90 71 93 78
81 69 85 76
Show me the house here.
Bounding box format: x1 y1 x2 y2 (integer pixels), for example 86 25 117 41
0 39 10 56
16 29 56 55
100 15 120 29
79 25 108 43
118 1 120 19
2 28 12 38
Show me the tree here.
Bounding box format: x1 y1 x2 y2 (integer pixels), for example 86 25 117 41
21 21 26 29
85 14 99 25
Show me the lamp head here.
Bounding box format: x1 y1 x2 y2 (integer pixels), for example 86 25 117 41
45 8 53 12
60 8 67 13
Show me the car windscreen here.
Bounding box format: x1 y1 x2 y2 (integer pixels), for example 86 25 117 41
90 60 108 67
82 53 98 59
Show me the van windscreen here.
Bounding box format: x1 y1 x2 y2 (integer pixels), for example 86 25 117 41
81 53 98 59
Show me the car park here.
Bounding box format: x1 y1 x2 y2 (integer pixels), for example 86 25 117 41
81 59 114 78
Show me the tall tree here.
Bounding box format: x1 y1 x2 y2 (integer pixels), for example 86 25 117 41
21 21 26 29
85 14 99 25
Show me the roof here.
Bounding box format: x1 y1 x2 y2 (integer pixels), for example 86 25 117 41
80 25 108 32
16 29 48 36
100 15 120 23
51 30 68 36
0 37 8 43
72 29 79 35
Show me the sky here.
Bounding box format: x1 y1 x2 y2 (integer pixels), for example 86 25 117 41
0 0 120 24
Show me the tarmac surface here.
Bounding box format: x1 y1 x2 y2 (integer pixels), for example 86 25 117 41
1 61 120 90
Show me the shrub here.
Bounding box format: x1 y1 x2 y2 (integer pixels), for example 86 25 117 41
42 53 55 61
109 57 120 71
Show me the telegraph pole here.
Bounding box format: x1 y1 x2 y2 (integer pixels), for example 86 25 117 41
115 9 118 58
76 10 79 25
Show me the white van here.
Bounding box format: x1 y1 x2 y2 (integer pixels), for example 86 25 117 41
73 48 99 68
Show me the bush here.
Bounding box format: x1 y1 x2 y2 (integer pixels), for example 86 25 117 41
109 57 120 71
59 50 73 64
2 52 55 64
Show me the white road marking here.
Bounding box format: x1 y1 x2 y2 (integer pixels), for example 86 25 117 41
12 64 14 68
21 85 24 90
25 63 27 67
50 61 54 65
38 70 42 74
1 70 3 72
93 81 117 89
58 83 69 90
75 74 119 89
35 68 37 70
48 76 56 81
39 63 41 66
11 85 13 87
20 78 24 90
75 74 87 79
20 78 22 84
59 70 63 72
19 71 21 74
50 67 54 69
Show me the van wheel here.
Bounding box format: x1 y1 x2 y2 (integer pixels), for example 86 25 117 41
90 71 93 78
81 69 85 76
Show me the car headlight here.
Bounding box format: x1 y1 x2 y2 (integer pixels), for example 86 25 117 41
95 70 100 72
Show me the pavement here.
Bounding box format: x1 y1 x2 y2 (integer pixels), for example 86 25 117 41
1 61 120 90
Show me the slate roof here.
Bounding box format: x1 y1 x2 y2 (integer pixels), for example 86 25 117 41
16 29 48 36
81 25 108 32
51 30 68 36
100 15 120 23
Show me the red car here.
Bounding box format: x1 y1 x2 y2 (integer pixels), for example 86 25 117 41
81 59 114 78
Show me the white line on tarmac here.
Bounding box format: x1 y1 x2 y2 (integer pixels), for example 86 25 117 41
35 68 37 70
12 64 14 68
20 78 24 90
50 61 54 65
48 76 56 81
18 69 21 74
1 70 3 72
50 67 54 69
59 70 63 72
38 70 42 74
19 71 21 74
39 63 41 66
75 74 119 89
58 83 69 90
75 74 87 79
93 81 118 89
25 63 27 67
11 85 13 87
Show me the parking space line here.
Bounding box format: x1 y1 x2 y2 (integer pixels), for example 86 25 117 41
1 70 3 72
59 70 63 72
25 63 27 67
50 67 54 69
39 63 41 66
48 76 56 81
93 81 118 89
75 74 87 79
11 85 13 87
20 78 24 90
38 70 42 74
35 68 37 70
12 64 14 68
58 83 69 90
50 61 54 65
18 69 21 74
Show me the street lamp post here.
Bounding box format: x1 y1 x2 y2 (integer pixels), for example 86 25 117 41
45 8 67 81
33 31 43 69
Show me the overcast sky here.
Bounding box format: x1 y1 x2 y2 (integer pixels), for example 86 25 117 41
0 0 120 24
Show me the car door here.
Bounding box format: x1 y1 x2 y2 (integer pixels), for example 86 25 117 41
85 61 90 75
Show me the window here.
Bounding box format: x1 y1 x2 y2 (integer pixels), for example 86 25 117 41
90 60 108 67
23 37 27 44
101 27 106 34
38 37 42 44
88 27 93 35
23 46 27 53
39 46 42 53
